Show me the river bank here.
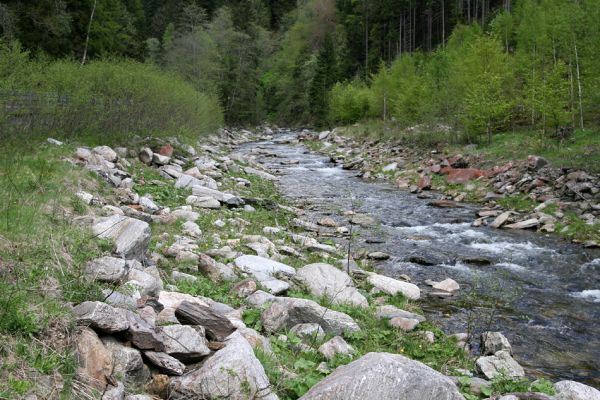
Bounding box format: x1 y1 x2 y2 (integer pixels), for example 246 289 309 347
0 128 598 400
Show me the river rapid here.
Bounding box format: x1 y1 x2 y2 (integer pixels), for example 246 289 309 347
239 131 600 388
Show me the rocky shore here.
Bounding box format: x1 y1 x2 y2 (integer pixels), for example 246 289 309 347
298 129 600 247
39 128 600 400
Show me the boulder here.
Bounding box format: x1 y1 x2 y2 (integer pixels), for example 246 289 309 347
198 254 236 281
261 297 360 335
365 272 420 300
491 211 512 229
175 301 237 341
299 352 465 400
169 331 278 400
152 153 170 166
181 221 201 237
102 337 149 384
554 380 600 400
294 263 368 308
73 301 129 333
156 291 210 324
230 279 257 298
143 351 185 376
318 336 354 359
102 382 125 400
138 148 153 165
93 146 118 162
246 290 276 307
234 255 296 293
389 317 420 331
186 195 221 209
290 323 325 342
476 350 524 379
375 305 426 322
244 166 278 181
92 215 151 260
85 256 128 283
74 328 113 392
126 268 163 297
504 218 539 230
432 278 460 293
126 311 164 351
161 325 211 362
481 332 512 355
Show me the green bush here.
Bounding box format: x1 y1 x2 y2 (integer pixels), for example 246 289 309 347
0 40 223 144
328 81 372 124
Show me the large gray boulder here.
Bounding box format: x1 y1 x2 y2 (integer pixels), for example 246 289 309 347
299 352 464 400
92 215 151 260
161 325 211 362
73 301 129 333
85 256 128 283
476 350 524 379
102 337 150 385
295 263 368 308
175 301 237 341
554 380 600 400
169 331 278 400
481 332 512 355
234 255 296 294
364 272 420 300
74 328 113 393
261 297 360 335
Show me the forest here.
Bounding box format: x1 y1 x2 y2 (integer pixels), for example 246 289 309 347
1 0 599 141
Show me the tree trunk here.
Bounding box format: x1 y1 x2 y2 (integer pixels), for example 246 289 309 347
81 0 97 65
365 1 369 76
573 37 584 129
568 58 576 128
441 0 445 47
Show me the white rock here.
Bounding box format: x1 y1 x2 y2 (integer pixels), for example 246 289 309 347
476 350 525 379
76 191 94 205
554 380 600 400
295 263 368 308
432 278 460 293
318 336 354 359
92 215 151 260
366 272 420 300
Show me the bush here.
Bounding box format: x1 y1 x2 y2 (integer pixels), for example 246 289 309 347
328 81 372 124
0 40 223 144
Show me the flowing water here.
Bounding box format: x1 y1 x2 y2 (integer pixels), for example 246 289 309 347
239 131 600 387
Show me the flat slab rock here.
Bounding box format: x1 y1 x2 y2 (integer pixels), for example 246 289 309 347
554 380 600 400
175 300 236 341
299 352 464 400
169 331 278 400
234 255 296 281
92 215 151 260
366 272 421 300
73 301 129 333
476 350 524 379
261 297 360 335
295 263 368 308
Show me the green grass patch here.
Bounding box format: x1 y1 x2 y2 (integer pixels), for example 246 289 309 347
496 195 538 212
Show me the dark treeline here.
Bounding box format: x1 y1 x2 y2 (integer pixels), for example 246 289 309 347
2 0 597 140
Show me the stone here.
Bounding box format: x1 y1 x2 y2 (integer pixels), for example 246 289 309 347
428 200 464 208
92 215 151 260
365 272 420 300
299 352 464 400
198 254 236 281
367 251 390 260
127 268 163 297
169 331 278 400
161 325 211 362
126 311 164 351
172 209 200 222
504 218 539 230
318 336 354 359
47 137 64 146
76 191 94 205
139 196 159 214
147 374 170 399
244 166 278 181
246 290 276 307
73 301 129 333
102 382 125 400
85 256 128 283
389 317 420 331
491 211 512 228
554 380 600 400
290 323 325 342
432 278 460 293
158 144 173 157
171 271 197 283
74 328 113 392
476 350 525 379
262 297 360 335
375 305 426 322
230 278 257 297
175 300 237 341
295 263 368 308
234 254 296 282
156 291 210 324
186 195 221 209
143 351 185 376
138 148 153 165
527 155 549 171
481 332 512 355
417 175 432 190
382 162 398 172
152 153 170 166
93 145 118 162
350 213 378 227
102 337 149 384
262 279 290 295
318 217 338 227
238 327 274 354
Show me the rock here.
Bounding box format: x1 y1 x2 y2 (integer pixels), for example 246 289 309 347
156 291 210 324
74 328 113 392
476 350 525 379
186 195 221 209
124 395 153 400
93 145 118 162
417 175 432 190
127 268 163 297
299 352 464 400
442 167 489 184
158 144 173 157
102 337 149 384
350 213 378 227
152 153 170 166
375 305 426 322
382 162 398 172
169 331 278 400
230 279 257 297
73 301 129 333
261 297 360 335
76 190 94 205
143 351 185 376
139 148 153 165
294 263 368 308
161 325 211 362
126 311 164 351
554 380 600 400
172 271 197 283
290 323 325 342
367 251 390 260
172 209 200 222
428 200 464 208
490 211 512 228
504 218 539 230
92 215 151 260
318 217 338 227
234 254 296 284
181 221 202 238
262 279 290 295
47 137 64 146
102 382 125 400
198 254 236 281
481 332 512 355
432 278 460 293
527 155 549 171
246 290 276 307
85 256 128 283
318 336 354 359
389 317 420 331
147 374 170 399
244 166 278 181
175 300 237 341
365 272 420 300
